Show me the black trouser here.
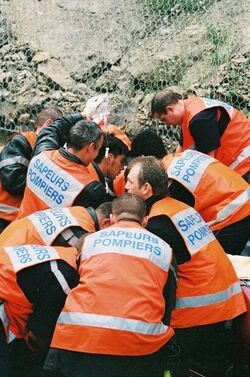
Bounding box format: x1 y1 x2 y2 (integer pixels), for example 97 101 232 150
174 321 237 377
43 338 180 377
10 339 48 377
213 216 250 255
0 319 13 377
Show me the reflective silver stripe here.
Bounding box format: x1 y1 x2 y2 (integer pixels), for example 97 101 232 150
50 261 71 295
230 146 250 169
0 203 19 213
170 263 178 288
60 229 79 247
175 281 242 309
188 144 196 150
0 156 29 169
66 235 79 247
105 179 116 197
57 312 168 336
207 188 250 226
0 302 16 343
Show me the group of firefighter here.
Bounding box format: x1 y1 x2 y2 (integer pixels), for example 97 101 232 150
0 88 249 377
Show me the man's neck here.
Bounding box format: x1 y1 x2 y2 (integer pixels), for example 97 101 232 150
116 218 142 225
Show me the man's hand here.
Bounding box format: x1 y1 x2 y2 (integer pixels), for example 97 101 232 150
24 330 50 353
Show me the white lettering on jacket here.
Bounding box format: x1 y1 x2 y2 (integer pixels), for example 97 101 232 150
5 245 59 272
168 150 215 191
171 207 215 254
28 207 79 245
82 227 172 272
27 153 84 207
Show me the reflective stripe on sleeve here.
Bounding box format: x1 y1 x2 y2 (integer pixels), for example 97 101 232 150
0 156 29 169
175 281 242 309
0 204 19 213
207 188 250 227
229 146 250 170
57 312 168 336
61 229 79 247
0 303 16 343
50 261 71 295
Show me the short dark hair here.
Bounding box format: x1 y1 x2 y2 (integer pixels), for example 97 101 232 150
94 133 129 163
151 87 182 117
96 201 112 218
127 156 169 197
131 130 166 159
67 120 103 150
36 107 62 126
112 193 146 222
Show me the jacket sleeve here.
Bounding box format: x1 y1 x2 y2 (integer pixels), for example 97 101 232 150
0 135 33 196
169 180 195 207
33 112 83 156
73 181 109 209
162 256 177 325
189 108 221 153
147 215 191 265
17 260 79 338
52 226 89 247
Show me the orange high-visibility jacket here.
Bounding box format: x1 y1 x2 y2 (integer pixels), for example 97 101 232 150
51 222 175 356
163 150 250 231
0 245 77 342
182 97 250 176
149 197 247 328
0 206 96 247
17 150 100 219
0 132 37 222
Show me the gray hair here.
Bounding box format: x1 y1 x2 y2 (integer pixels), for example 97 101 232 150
67 120 103 150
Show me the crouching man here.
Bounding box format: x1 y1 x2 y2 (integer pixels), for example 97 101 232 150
0 244 79 377
44 193 177 377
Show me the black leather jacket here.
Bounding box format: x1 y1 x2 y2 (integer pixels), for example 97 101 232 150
0 133 36 196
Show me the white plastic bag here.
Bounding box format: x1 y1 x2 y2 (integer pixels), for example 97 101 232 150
83 94 109 126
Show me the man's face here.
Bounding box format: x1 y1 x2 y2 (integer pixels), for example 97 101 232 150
107 154 126 180
125 164 145 199
154 103 183 126
154 111 180 126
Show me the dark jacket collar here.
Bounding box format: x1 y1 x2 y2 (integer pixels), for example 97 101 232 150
59 147 85 165
59 149 105 185
92 161 105 185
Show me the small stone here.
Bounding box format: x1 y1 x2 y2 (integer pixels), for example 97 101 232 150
32 51 50 63
18 113 30 123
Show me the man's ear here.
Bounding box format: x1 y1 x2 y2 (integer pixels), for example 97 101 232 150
141 216 148 228
42 119 53 127
142 182 153 198
87 142 96 154
106 153 115 164
166 104 175 113
100 217 111 229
